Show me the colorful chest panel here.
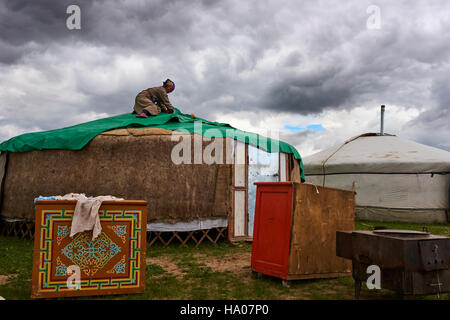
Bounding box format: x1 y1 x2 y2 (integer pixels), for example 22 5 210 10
31 200 147 299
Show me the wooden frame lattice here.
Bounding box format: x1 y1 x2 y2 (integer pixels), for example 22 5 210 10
146 227 227 248
0 219 35 239
0 219 227 248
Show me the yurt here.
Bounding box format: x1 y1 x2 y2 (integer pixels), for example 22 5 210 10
0 108 305 244
303 133 450 223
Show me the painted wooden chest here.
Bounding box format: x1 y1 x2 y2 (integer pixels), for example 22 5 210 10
31 200 147 299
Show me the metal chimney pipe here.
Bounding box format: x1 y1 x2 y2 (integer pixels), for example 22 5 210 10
380 105 385 136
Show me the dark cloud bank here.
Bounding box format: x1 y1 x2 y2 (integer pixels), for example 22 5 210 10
0 0 449 151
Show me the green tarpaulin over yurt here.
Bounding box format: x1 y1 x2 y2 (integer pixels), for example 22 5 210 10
0 108 304 181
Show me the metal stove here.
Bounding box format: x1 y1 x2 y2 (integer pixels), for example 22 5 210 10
337 229 450 299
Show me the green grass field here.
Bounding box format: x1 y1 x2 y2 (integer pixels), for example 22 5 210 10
0 220 449 300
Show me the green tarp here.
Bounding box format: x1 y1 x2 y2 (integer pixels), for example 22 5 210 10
0 108 305 181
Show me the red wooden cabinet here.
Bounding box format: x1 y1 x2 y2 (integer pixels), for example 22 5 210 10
251 182 354 282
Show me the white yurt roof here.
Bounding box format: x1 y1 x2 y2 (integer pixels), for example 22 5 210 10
304 133 450 175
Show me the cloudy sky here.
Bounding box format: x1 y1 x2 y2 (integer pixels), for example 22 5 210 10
0 0 449 157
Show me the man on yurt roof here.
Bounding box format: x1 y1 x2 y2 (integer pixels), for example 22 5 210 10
133 79 176 118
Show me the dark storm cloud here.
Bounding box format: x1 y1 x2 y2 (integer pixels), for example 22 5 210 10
0 0 81 62
0 0 273 55
0 0 199 63
0 0 280 110
401 107 450 151
0 0 450 152
264 67 352 114
400 69 450 151
0 0 68 44
259 0 450 116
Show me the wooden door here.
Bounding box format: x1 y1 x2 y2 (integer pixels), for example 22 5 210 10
251 182 293 278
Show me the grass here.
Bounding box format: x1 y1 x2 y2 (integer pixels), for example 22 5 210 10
0 236 34 300
0 220 449 300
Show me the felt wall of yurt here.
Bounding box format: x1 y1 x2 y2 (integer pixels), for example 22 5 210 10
0 151 7 211
0 128 233 224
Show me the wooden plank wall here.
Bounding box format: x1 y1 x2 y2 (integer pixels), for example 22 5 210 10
288 183 354 277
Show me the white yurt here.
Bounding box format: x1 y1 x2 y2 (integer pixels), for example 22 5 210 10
303 133 450 223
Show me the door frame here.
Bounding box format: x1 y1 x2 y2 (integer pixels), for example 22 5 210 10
228 141 290 241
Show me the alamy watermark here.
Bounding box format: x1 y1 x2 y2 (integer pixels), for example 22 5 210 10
66 265 81 290
66 5 81 30
170 121 281 165
366 265 381 290
366 5 381 30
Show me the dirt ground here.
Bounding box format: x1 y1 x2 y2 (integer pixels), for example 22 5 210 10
197 252 252 274
0 274 16 285
146 255 186 278
146 251 252 279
